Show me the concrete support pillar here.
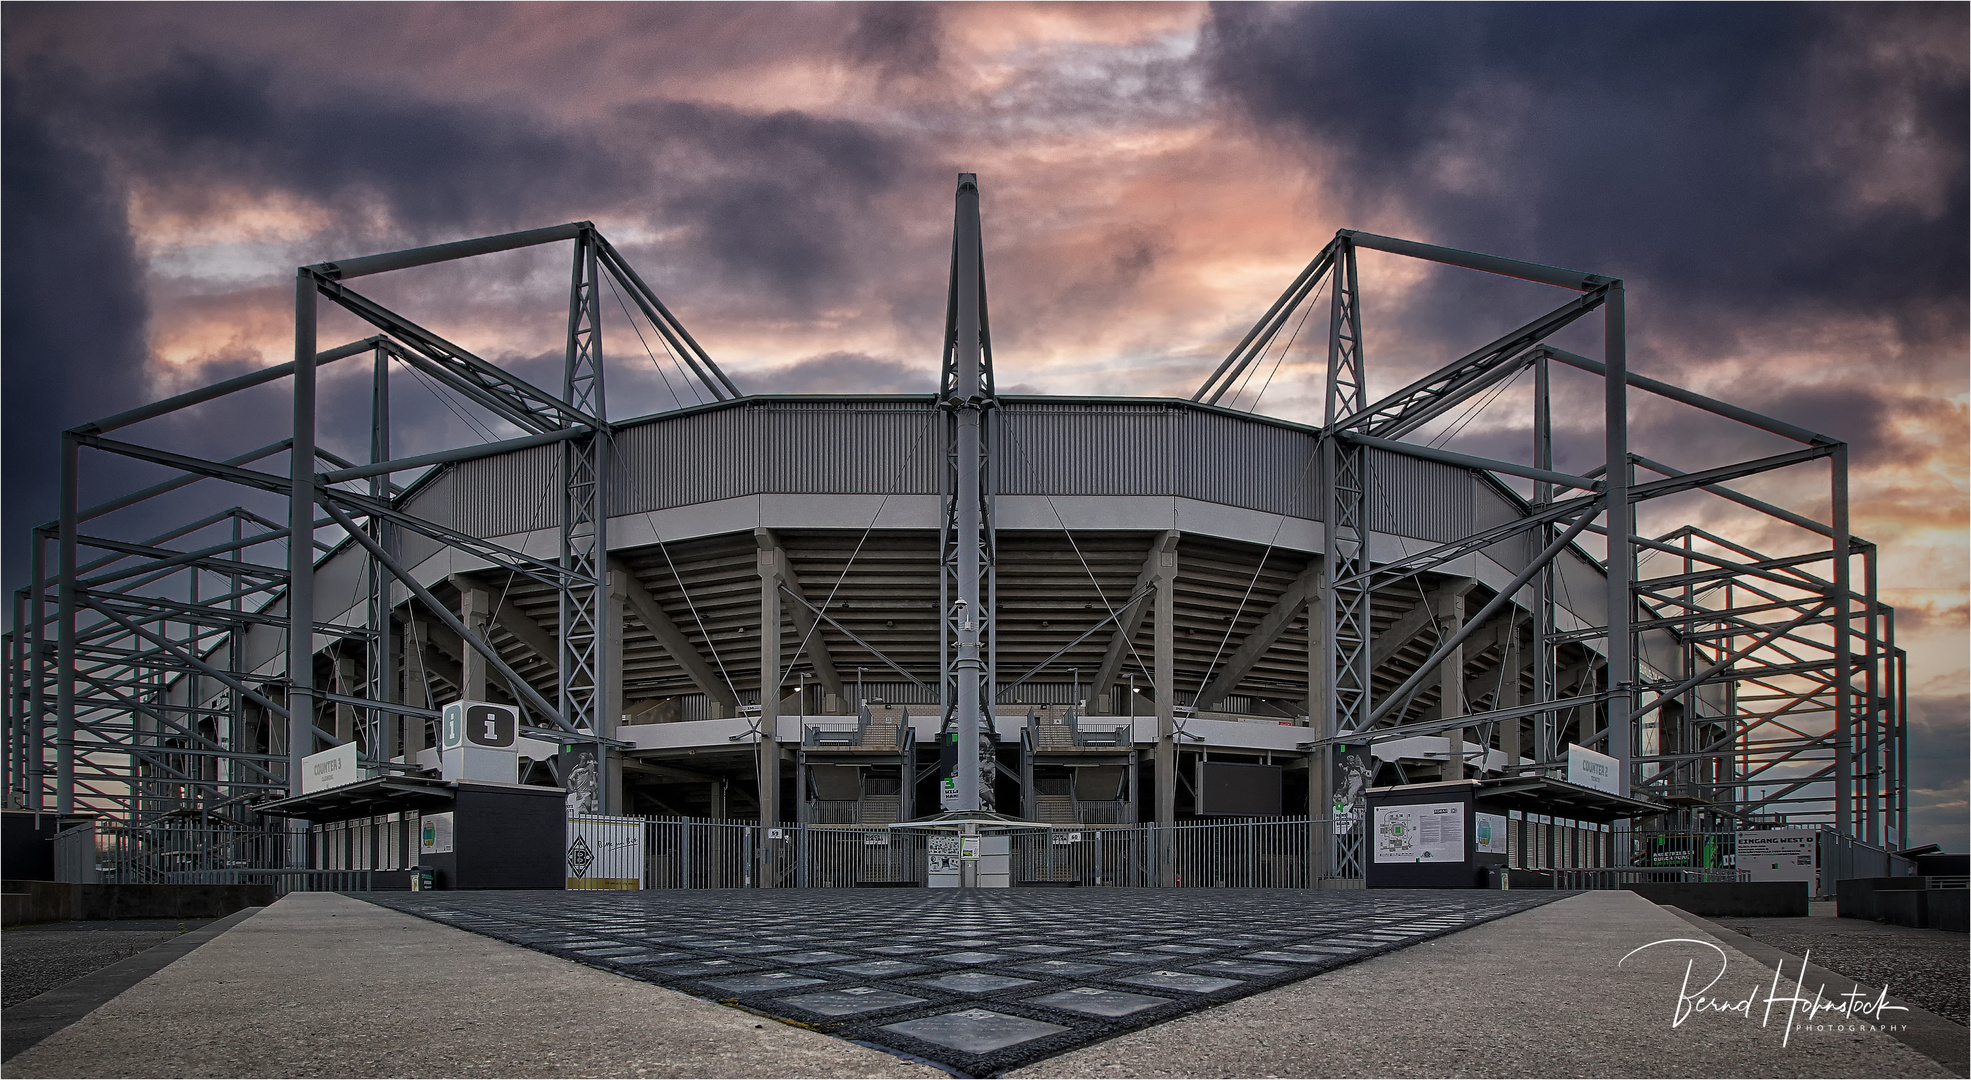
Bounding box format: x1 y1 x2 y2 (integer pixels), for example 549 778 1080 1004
1437 590 1467 781
1506 625 1528 771
1153 542 1177 827
399 617 431 764
603 567 628 813
1152 539 1178 886
332 654 360 745
379 622 402 764
458 586 491 702
756 534 783 841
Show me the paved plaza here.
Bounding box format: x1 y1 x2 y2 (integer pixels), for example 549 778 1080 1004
361 888 1563 1076
7 888 1958 1079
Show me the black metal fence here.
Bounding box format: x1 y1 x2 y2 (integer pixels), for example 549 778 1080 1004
563 816 1333 890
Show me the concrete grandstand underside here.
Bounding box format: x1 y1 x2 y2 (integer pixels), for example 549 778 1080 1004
216 393 1635 827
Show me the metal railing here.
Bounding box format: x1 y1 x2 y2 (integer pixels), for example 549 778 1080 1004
569 816 1337 890
164 868 374 894
1549 867 1749 889
1631 829 1919 896
52 818 295 885
1820 830 1914 885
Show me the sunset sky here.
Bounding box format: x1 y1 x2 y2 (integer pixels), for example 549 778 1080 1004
4 3 1965 845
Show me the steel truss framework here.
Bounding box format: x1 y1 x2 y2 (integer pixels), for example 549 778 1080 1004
6 222 737 823
4 197 1903 864
1199 231 1903 857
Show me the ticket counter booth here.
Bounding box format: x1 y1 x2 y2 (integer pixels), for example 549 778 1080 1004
259 701 568 889
260 775 566 890
1364 777 1661 888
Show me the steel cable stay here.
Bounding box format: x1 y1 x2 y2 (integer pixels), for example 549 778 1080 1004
485 473 557 629
1426 360 1527 451
1231 271 1327 413
1192 445 1320 710
994 582 1158 701
634 511 746 712
774 419 935 695
994 427 1157 696
603 269 701 412
392 352 503 445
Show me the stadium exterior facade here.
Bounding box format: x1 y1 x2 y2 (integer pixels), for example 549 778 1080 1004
5 177 1907 884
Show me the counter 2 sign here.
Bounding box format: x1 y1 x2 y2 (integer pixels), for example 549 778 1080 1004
1566 744 1620 795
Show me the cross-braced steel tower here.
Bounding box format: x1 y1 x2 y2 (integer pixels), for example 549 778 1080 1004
938 174 999 813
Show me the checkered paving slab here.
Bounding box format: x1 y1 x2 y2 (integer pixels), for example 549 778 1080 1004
360 888 1564 1076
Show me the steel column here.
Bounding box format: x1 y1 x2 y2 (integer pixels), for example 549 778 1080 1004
560 229 612 810
941 173 995 814
1831 445 1853 837
1602 283 1634 800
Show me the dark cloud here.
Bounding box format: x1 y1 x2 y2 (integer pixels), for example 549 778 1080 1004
627 101 911 305
1907 692 1968 850
740 351 934 395
1 74 151 589
0 48 918 593
33 53 910 306
76 54 642 242
1201 3 1969 348
847 3 944 83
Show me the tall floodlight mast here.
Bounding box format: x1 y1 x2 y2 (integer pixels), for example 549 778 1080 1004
939 174 997 811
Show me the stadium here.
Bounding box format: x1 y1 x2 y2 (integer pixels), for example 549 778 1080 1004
6 174 1904 889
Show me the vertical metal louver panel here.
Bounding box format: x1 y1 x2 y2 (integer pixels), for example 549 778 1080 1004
612 414 683 513
1364 448 1473 542
611 400 943 514
608 402 760 513
759 400 940 495
449 444 562 538
1174 409 1319 518
997 402 1172 495
685 404 760 507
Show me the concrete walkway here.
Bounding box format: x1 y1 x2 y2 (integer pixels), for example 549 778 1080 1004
6 889 1962 1079
6 892 941 1079
1014 891 1960 1079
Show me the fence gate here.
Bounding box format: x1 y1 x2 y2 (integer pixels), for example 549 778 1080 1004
567 814 645 889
